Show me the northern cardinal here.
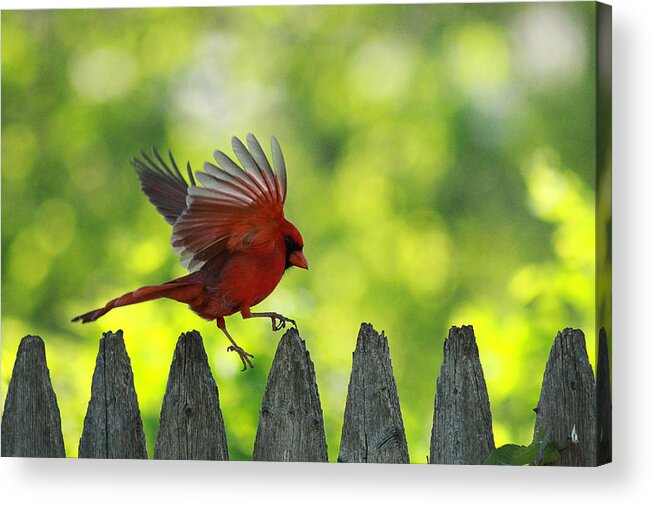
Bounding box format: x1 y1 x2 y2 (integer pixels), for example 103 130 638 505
72 134 308 370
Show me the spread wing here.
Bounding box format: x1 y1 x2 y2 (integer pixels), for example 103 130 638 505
131 148 196 225
171 134 288 272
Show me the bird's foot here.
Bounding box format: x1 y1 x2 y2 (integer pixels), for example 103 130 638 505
227 345 255 371
270 313 297 332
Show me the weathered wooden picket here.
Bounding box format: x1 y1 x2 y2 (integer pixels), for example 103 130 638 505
0 323 611 465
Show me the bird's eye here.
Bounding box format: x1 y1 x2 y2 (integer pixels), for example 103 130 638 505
284 236 299 251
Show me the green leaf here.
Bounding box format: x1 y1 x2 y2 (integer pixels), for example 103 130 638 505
484 443 538 465
484 429 563 466
540 441 561 465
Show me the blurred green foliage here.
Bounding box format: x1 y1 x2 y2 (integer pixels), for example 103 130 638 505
2 3 598 462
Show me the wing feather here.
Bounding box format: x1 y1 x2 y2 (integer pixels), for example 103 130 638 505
132 148 192 225
171 134 289 272
245 133 278 202
203 161 263 202
232 135 279 205
194 172 256 205
271 136 287 203
167 149 185 181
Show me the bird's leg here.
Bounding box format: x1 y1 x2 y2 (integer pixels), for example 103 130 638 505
216 317 254 371
241 309 297 332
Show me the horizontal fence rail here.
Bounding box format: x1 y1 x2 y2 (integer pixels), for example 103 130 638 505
1 322 611 465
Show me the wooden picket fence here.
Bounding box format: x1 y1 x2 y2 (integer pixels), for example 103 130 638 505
0 323 611 465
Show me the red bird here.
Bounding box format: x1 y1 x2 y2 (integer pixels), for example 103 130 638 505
72 134 308 370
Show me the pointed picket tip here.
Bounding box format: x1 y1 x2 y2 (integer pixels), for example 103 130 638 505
429 325 495 465
253 328 328 462
596 327 612 465
338 323 409 463
533 328 597 466
1 335 65 458
155 330 229 460
78 330 148 459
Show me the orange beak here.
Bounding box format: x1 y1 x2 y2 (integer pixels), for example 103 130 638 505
289 250 309 270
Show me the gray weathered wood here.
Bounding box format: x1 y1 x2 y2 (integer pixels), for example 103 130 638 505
533 328 597 466
155 331 229 460
429 325 495 465
338 323 409 463
1 336 66 458
78 330 147 459
596 327 612 465
253 328 328 462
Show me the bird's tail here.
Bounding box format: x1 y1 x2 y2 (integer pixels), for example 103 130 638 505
71 279 204 323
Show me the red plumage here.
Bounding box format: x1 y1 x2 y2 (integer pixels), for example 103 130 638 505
72 134 307 370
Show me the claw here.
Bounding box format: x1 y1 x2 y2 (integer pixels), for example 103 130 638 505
227 345 255 371
270 313 297 332
271 317 287 331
